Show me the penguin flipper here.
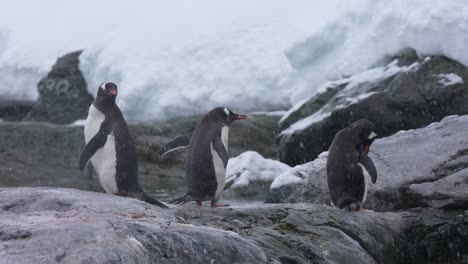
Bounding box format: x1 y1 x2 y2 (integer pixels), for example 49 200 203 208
212 135 228 168
169 193 192 205
141 192 169 208
159 133 192 157
358 149 378 183
79 119 112 171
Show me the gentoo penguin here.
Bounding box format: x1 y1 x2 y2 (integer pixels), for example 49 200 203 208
79 82 167 208
326 119 378 212
159 107 247 207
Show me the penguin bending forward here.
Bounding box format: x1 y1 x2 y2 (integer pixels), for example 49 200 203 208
79 82 167 208
160 107 247 207
326 119 378 212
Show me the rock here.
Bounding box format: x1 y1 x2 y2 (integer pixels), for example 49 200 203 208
267 115 468 212
0 113 279 200
278 50 468 165
24 51 94 124
0 188 267 264
0 100 34 121
174 202 468 264
223 151 291 200
2 187 467 264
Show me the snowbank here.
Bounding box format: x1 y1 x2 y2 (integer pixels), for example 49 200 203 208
270 151 328 190
225 151 291 189
1 0 468 120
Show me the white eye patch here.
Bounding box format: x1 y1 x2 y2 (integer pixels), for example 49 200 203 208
368 131 377 139
224 107 230 115
100 82 108 90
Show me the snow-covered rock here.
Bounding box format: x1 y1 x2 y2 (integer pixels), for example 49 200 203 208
223 151 290 200
278 51 468 165
268 115 468 211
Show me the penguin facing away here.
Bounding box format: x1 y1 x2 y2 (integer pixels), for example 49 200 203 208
326 119 378 212
159 107 247 207
79 82 168 208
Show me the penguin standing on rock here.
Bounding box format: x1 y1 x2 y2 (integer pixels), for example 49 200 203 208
160 107 247 207
326 119 378 212
79 82 167 208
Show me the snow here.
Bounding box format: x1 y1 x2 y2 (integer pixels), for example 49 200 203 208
280 110 331 135
68 119 86 127
436 73 464 86
1 1 468 121
249 111 287 117
280 59 417 135
270 151 328 190
225 151 291 188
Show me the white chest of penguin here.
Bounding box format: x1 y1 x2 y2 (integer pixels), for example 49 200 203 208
84 105 119 194
211 126 229 199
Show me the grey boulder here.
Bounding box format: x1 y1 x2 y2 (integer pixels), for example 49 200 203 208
25 51 94 124
0 187 267 264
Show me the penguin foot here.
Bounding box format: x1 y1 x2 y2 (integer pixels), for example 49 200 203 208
140 192 169 208
196 201 202 207
211 201 230 208
169 193 192 205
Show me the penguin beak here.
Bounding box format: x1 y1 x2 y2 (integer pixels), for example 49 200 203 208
108 89 117 96
363 144 370 154
231 114 247 120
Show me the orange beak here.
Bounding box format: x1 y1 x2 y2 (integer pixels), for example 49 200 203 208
363 144 370 154
232 114 247 120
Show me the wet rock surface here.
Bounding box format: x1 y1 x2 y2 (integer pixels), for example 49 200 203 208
278 51 468 165
1 188 466 264
0 188 267 264
267 115 468 212
24 51 94 124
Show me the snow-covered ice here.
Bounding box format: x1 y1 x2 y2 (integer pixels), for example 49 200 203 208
226 151 291 189
270 151 328 190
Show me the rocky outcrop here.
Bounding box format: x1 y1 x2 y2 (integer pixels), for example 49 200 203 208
0 113 279 199
25 51 94 124
0 188 267 264
278 50 468 165
1 187 466 264
267 115 468 212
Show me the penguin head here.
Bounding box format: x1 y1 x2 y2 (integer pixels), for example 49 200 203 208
350 119 377 154
95 82 118 109
211 107 247 125
97 82 118 98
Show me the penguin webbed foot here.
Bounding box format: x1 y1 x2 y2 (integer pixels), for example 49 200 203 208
169 193 192 205
211 201 230 208
140 192 169 209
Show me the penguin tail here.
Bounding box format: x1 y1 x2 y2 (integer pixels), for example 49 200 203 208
141 192 169 209
169 193 192 205
337 197 361 212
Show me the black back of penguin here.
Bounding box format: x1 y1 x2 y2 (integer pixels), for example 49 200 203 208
326 119 377 210
185 108 226 200
167 107 247 205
